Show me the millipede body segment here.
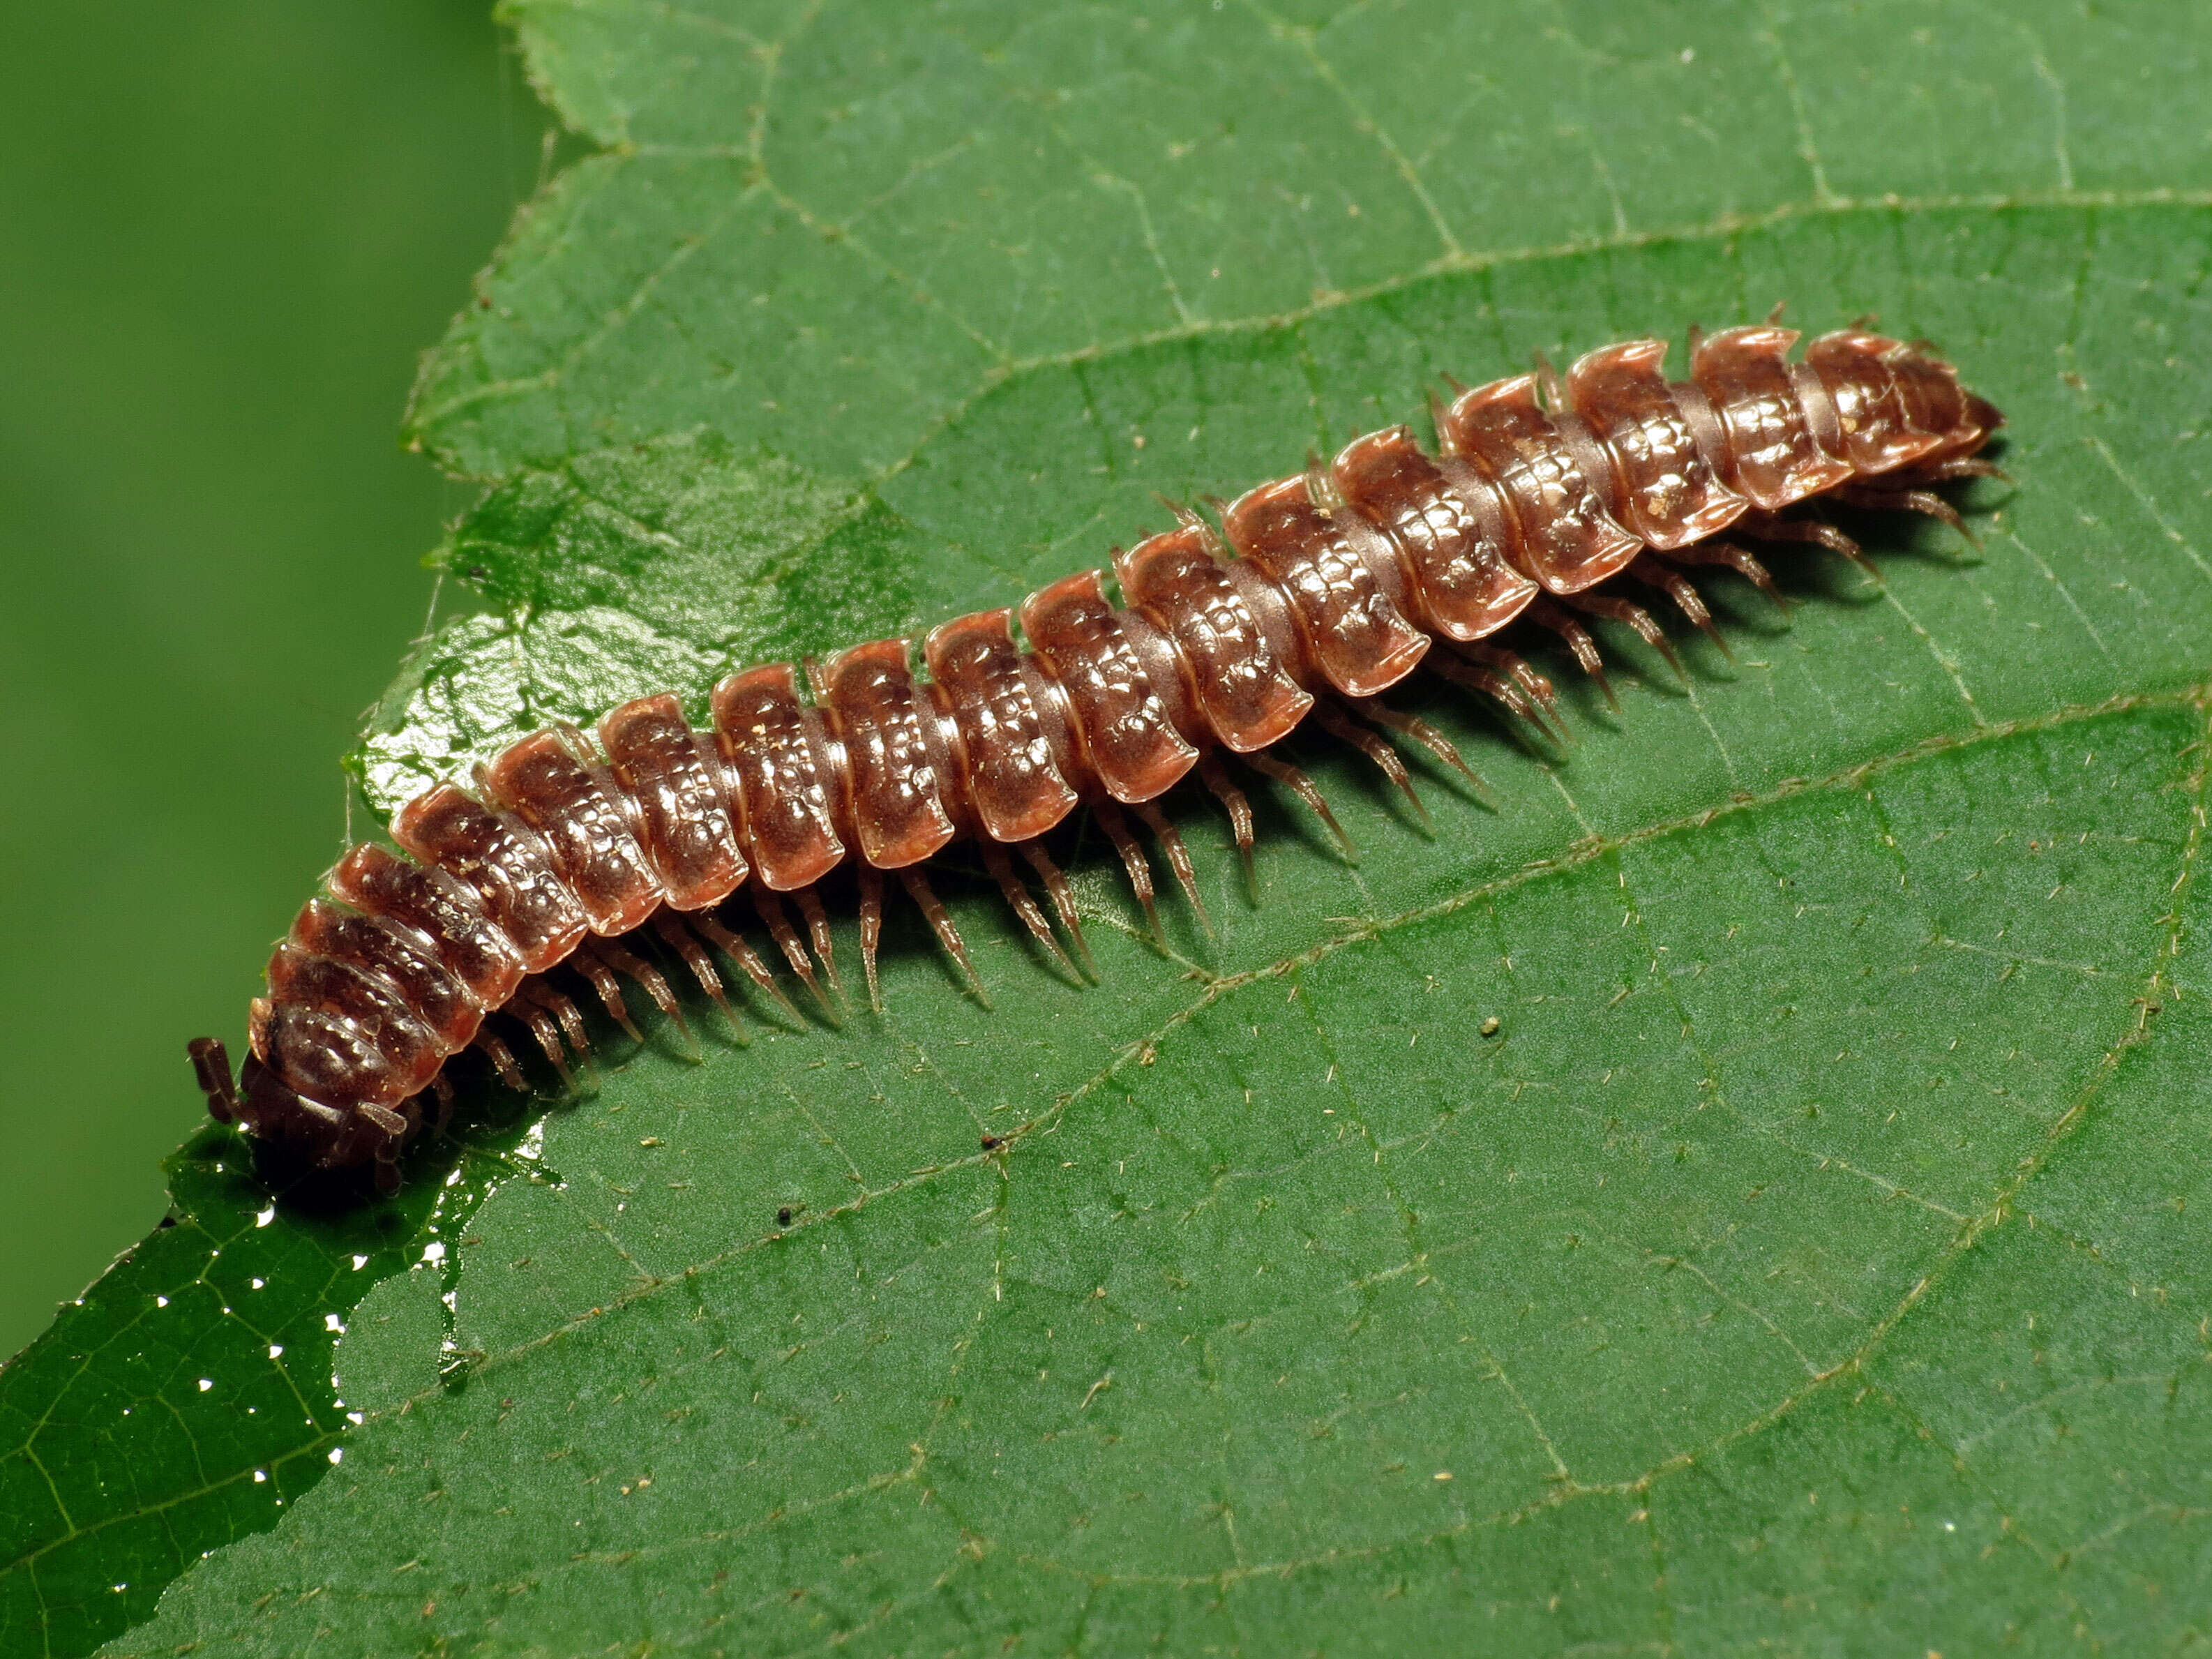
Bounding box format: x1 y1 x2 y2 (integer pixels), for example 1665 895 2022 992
190 321 2004 1185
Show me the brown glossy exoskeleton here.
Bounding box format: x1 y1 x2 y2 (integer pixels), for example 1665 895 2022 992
192 320 2004 1187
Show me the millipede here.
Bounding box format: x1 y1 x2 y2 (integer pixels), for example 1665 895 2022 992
189 316 2005 1189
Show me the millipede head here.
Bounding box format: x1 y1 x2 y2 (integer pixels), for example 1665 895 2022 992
190 1036 397 1172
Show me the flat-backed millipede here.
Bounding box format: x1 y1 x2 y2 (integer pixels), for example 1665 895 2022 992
190 317 2005 1187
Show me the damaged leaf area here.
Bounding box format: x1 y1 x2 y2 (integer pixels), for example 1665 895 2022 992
2 3 2209 1656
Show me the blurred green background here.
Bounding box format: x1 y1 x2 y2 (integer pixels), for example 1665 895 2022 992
0 3 546 1360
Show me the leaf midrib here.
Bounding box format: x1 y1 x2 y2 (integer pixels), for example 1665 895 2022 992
374 684 2204 1473
320 719 2202 1609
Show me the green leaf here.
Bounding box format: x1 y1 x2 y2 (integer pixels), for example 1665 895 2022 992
1 2 2206 1654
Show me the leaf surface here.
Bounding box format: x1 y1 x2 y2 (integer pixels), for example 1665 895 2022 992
2 3 2209 1655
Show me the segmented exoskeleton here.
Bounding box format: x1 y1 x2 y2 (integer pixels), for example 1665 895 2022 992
190 319 2005 1187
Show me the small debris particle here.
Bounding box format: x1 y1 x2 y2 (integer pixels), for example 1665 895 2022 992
1480 1017 1501 1037
639 1137 662 1148
1434 1471 1453 1481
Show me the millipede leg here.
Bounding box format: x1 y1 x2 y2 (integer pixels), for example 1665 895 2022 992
792 885 847 1014
1134 799 1215 937
527 984 593 1065
1835 483 1980 548
1523 599 1619 715
1629 555 1733 662
1431 650 1560 746
1657 540 1790 615
1741 511 1881 583
1350 698 1496 807
752 887 832 1019
429 1075 456 1138
1427 389 1457 445
898 866 989 1007
1303 455 1345 513
474 1030 528 1093
1531 347 1567 412
511 998 574 1088
1244 751 1356 862
1093 798 1166 947
693 911 806 1028
655 913 746 1044
858 865 885 1014
595 938 698 1060
569 948 643 1044
1198 756 1258 903
1316 703 1431 834
1919 457 2010 485
1563 587 1690 684
1466 642 1565 733
1018 841 1097 977
982 841 1077 979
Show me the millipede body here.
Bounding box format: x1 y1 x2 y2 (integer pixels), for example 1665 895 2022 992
190 320 2004 1186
